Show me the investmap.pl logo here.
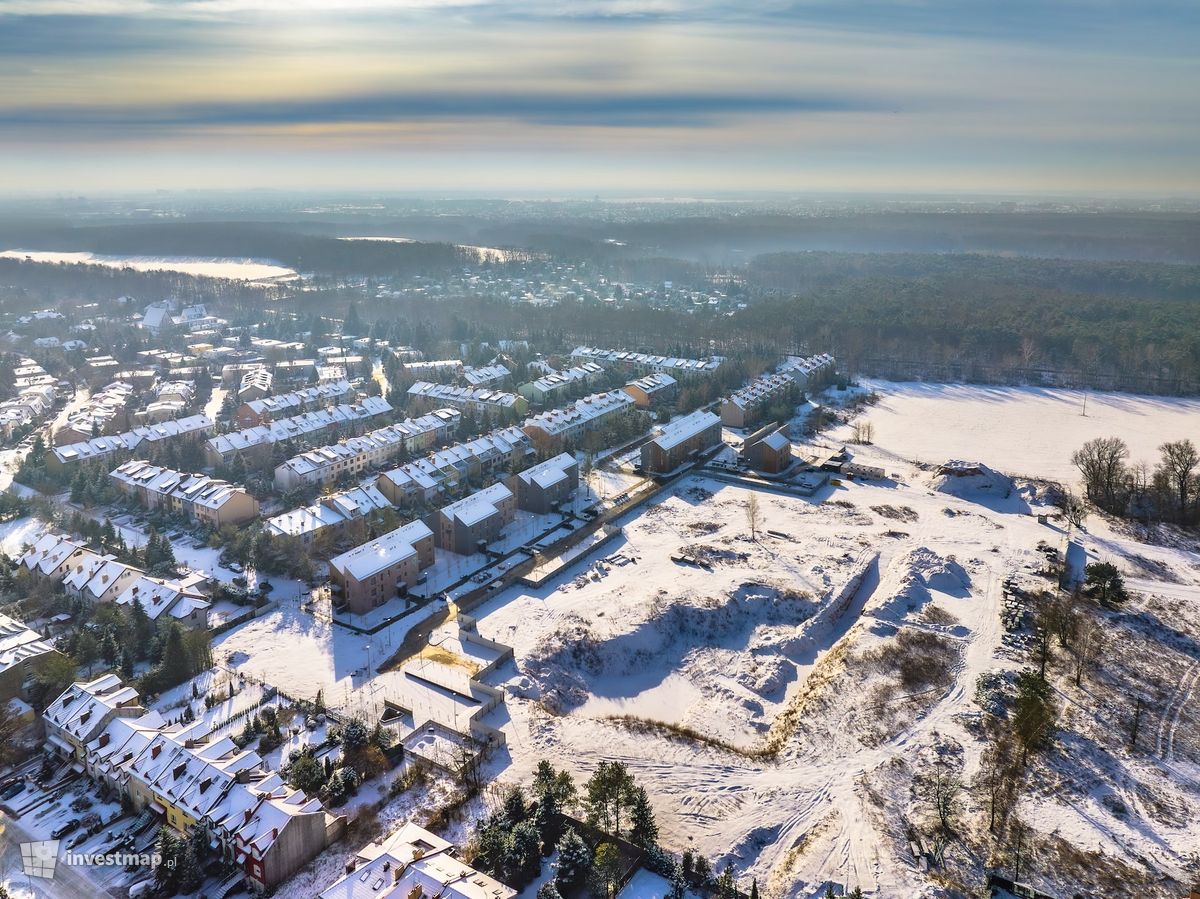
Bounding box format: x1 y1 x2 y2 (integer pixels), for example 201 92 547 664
20 840 161 879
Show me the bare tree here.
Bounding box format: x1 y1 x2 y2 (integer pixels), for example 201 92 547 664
1072 617 1104 687
745 493 762 540
976 730 1020 833
1156 439 1199 524
1060 489 1088 529
851 420 874 445
1071 437 1130 512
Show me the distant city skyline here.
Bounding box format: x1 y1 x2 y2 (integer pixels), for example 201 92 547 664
0 1 1197 195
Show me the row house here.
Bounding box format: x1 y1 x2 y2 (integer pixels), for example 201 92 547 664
780 352 837 389
569 346 725 379
374 425 531 507
111 461 260 527
18 534 93 583
234 379 356 428
622 372 678 408
461 363 512 388
0 382 56 439
113 573 211 629
272 409 459 491
319 822 515 899
49 414 214 473
720 371 801 429
204 396 392 467
640 409 723 474
0 613 59 704
328 519 436 613
398 359 462 382
264 485 393 547
62 553 140 604
516 362 605 406
47 677 341 891
521 390 637 453
407 381 528 418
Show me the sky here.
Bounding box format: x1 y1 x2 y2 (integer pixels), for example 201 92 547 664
0 0 1197 196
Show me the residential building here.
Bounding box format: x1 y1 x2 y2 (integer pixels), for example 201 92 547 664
641 409 722 474
18 534 91 583
46 677 342 891
399 359 462 382
49 414 213 473
433 481 516 555
569 346 725 379
720 372 800 429
264 485 393 548
234 380 356 428
622 372 678 408
328 519 435 612
407 382 527 417
0 614 58 704
55 381 135 445
512 452 579 514
113 574 211 629
741 422 792 473
272 409 459 491
43 673 145 759
318 822 515 899
461 363 512 388
374 425 532 506
516 363 605 405
521 390 636 452
205 397 392 467
238 368 274 403
111 461 260 527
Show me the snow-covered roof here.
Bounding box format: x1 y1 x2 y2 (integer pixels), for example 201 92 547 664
408 381 521 409
649 409 721 452
570 346 724 374
439 481 513 527
0 613 55 677
329 519 434 582
516 452 576 490
522 390 634 437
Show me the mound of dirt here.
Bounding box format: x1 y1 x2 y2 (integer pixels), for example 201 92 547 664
932 460 1013 497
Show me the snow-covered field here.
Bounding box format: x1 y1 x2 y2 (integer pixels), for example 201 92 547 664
828 381 1200 483
458 426 1200 897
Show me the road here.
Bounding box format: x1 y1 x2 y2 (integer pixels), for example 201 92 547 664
0 812 114 899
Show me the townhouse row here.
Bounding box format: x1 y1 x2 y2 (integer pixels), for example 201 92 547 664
44 675 342 891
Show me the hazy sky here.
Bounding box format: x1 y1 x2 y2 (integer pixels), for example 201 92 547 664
0 0 1197 195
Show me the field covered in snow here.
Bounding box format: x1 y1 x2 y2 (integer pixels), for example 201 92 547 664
0 249 297 281
828 381 1200 483
457 389 1200 898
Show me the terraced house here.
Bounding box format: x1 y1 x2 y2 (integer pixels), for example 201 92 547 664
233 379 356 427
569 346 725 379
521 390 636 452
46 676 342 891
111 461 260 527
407 381 528 418
272 409 459 491
374 425 532 506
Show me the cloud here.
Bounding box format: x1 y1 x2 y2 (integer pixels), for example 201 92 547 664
0 89 882 135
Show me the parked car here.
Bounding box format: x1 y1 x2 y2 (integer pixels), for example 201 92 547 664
51 819 80 840
0 781 25 800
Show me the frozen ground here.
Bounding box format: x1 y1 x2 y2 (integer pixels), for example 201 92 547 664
827 380 1200 483
456 427 1200 897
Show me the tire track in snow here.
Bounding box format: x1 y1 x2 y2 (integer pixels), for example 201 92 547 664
1159 659 1199 762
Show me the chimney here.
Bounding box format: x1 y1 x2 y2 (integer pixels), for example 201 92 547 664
151 744 162 759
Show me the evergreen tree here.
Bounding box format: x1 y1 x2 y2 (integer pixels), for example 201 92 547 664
537 881 563 899
160 623 192 685
129 597 152 658
554 827 591 889
628 786 658 849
